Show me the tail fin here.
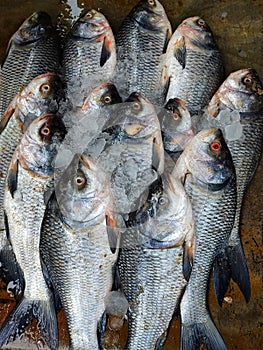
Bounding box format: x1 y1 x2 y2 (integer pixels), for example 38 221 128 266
0 297 58 349
180 318 227 350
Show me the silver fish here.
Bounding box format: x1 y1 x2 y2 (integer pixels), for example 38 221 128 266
116 0 172 105
174 128 236 350
162 16 224 115
0 12 60 117
204 68 263 305
0 114 66 349
118 171 195 349
40 154 119 350
62 9 117 107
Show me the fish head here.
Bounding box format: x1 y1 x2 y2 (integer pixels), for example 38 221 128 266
159 98 194 152
179 16 217 51
132 0 171 32
71 9 110 40
17 73 63 128
12 11 53 46
177 128 235 190
208 68 263 115
19 114 67 176
81 83 122 112
55 153 110 226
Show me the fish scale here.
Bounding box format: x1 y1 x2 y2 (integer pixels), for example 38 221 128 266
118 243 186 350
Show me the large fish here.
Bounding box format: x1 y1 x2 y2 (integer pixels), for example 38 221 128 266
174 128 236 350
0 72 62 297
117 171 195 350
0 12 60 117
204 68 263 305
116 0 172 105
0 114 66 349
162 16 224 115
95 91 164 214
40 154 119 350
62 9 117 107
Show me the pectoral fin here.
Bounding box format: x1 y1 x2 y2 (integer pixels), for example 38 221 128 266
174 36 186 69
100 36 111 67
0 103 16 134
7 157 18 198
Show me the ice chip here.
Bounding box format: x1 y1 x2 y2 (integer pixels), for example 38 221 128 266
225 122 243 141
218 108 231 125
230 110 240 122
105 291 129 318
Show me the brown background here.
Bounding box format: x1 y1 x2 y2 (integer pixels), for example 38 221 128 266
0 1 262 349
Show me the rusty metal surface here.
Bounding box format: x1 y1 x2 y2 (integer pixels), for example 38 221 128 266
0 1 262 349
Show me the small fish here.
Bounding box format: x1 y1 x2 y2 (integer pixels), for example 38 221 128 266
62 9 117 107
0 114 66 349
118 170 195 349
40 154 119 350
0 12 60 117
204 68 263 305
0 73 62 298
174 128 236 350
116 0 172 105
162 16 224 115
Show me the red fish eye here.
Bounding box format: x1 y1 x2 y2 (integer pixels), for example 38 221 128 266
173 112 181 121
40 126 51 137
210 141 221 151
75 176 86 187
40 84 51 93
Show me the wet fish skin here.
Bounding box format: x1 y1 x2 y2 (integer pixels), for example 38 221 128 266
162 16 224 115
0 114 66 349
0 73 63 298
0 11 60 117
205 68 263 305
62 9 117 107
41 154 119 350
116 0 172 105
174 128 236 350
118 170 195 350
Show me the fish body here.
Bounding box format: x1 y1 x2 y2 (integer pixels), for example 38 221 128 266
205 68 263 304
62 9 117 107
162 16 224 115
118 171 195 349
174 128 236 350
41 154 119 350
0 73 62 296
116 0 172 105
0 12 60 116
0 114 66 349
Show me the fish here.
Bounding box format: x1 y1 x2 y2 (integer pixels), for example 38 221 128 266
94 91 164 215
115 0 172 105
174 128 236 350
40 154 119 350
204 68 263 305
0 11 60 117
62 9 117 107
162 16 224 115
0 113 66 349
117 170 195 349
0 72 62 298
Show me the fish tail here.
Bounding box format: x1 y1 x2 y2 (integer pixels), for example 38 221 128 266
180 319 227 350
0 297 58 349
227 243 251 302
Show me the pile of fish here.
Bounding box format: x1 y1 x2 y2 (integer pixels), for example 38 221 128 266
0 1 262 349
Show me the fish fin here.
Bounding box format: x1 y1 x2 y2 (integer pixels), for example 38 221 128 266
174 36 186 69
155 331 168 349
213 250 231 306
152 136 164 173
100 36 111 67
162 29 171 54
0 103 16 134
1 37 12 69
183 244 193 281
0 297 58 350
97 310 107 350
6 158 18 198
112 261 121 291
106 212 119 254
163 76 171 102
228 243 251 302
180 318 227 350
44 188 55 206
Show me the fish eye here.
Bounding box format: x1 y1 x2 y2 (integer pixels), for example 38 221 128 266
197 18 206 27
210 141 221 152
40 84 51 94
75 175 86 188
243 77 252 85
158 196 166 205
172 112 181 121
148 0 155 6
132 102 141 112
85 11 94 19
103 95 112 104
40 125 51 137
